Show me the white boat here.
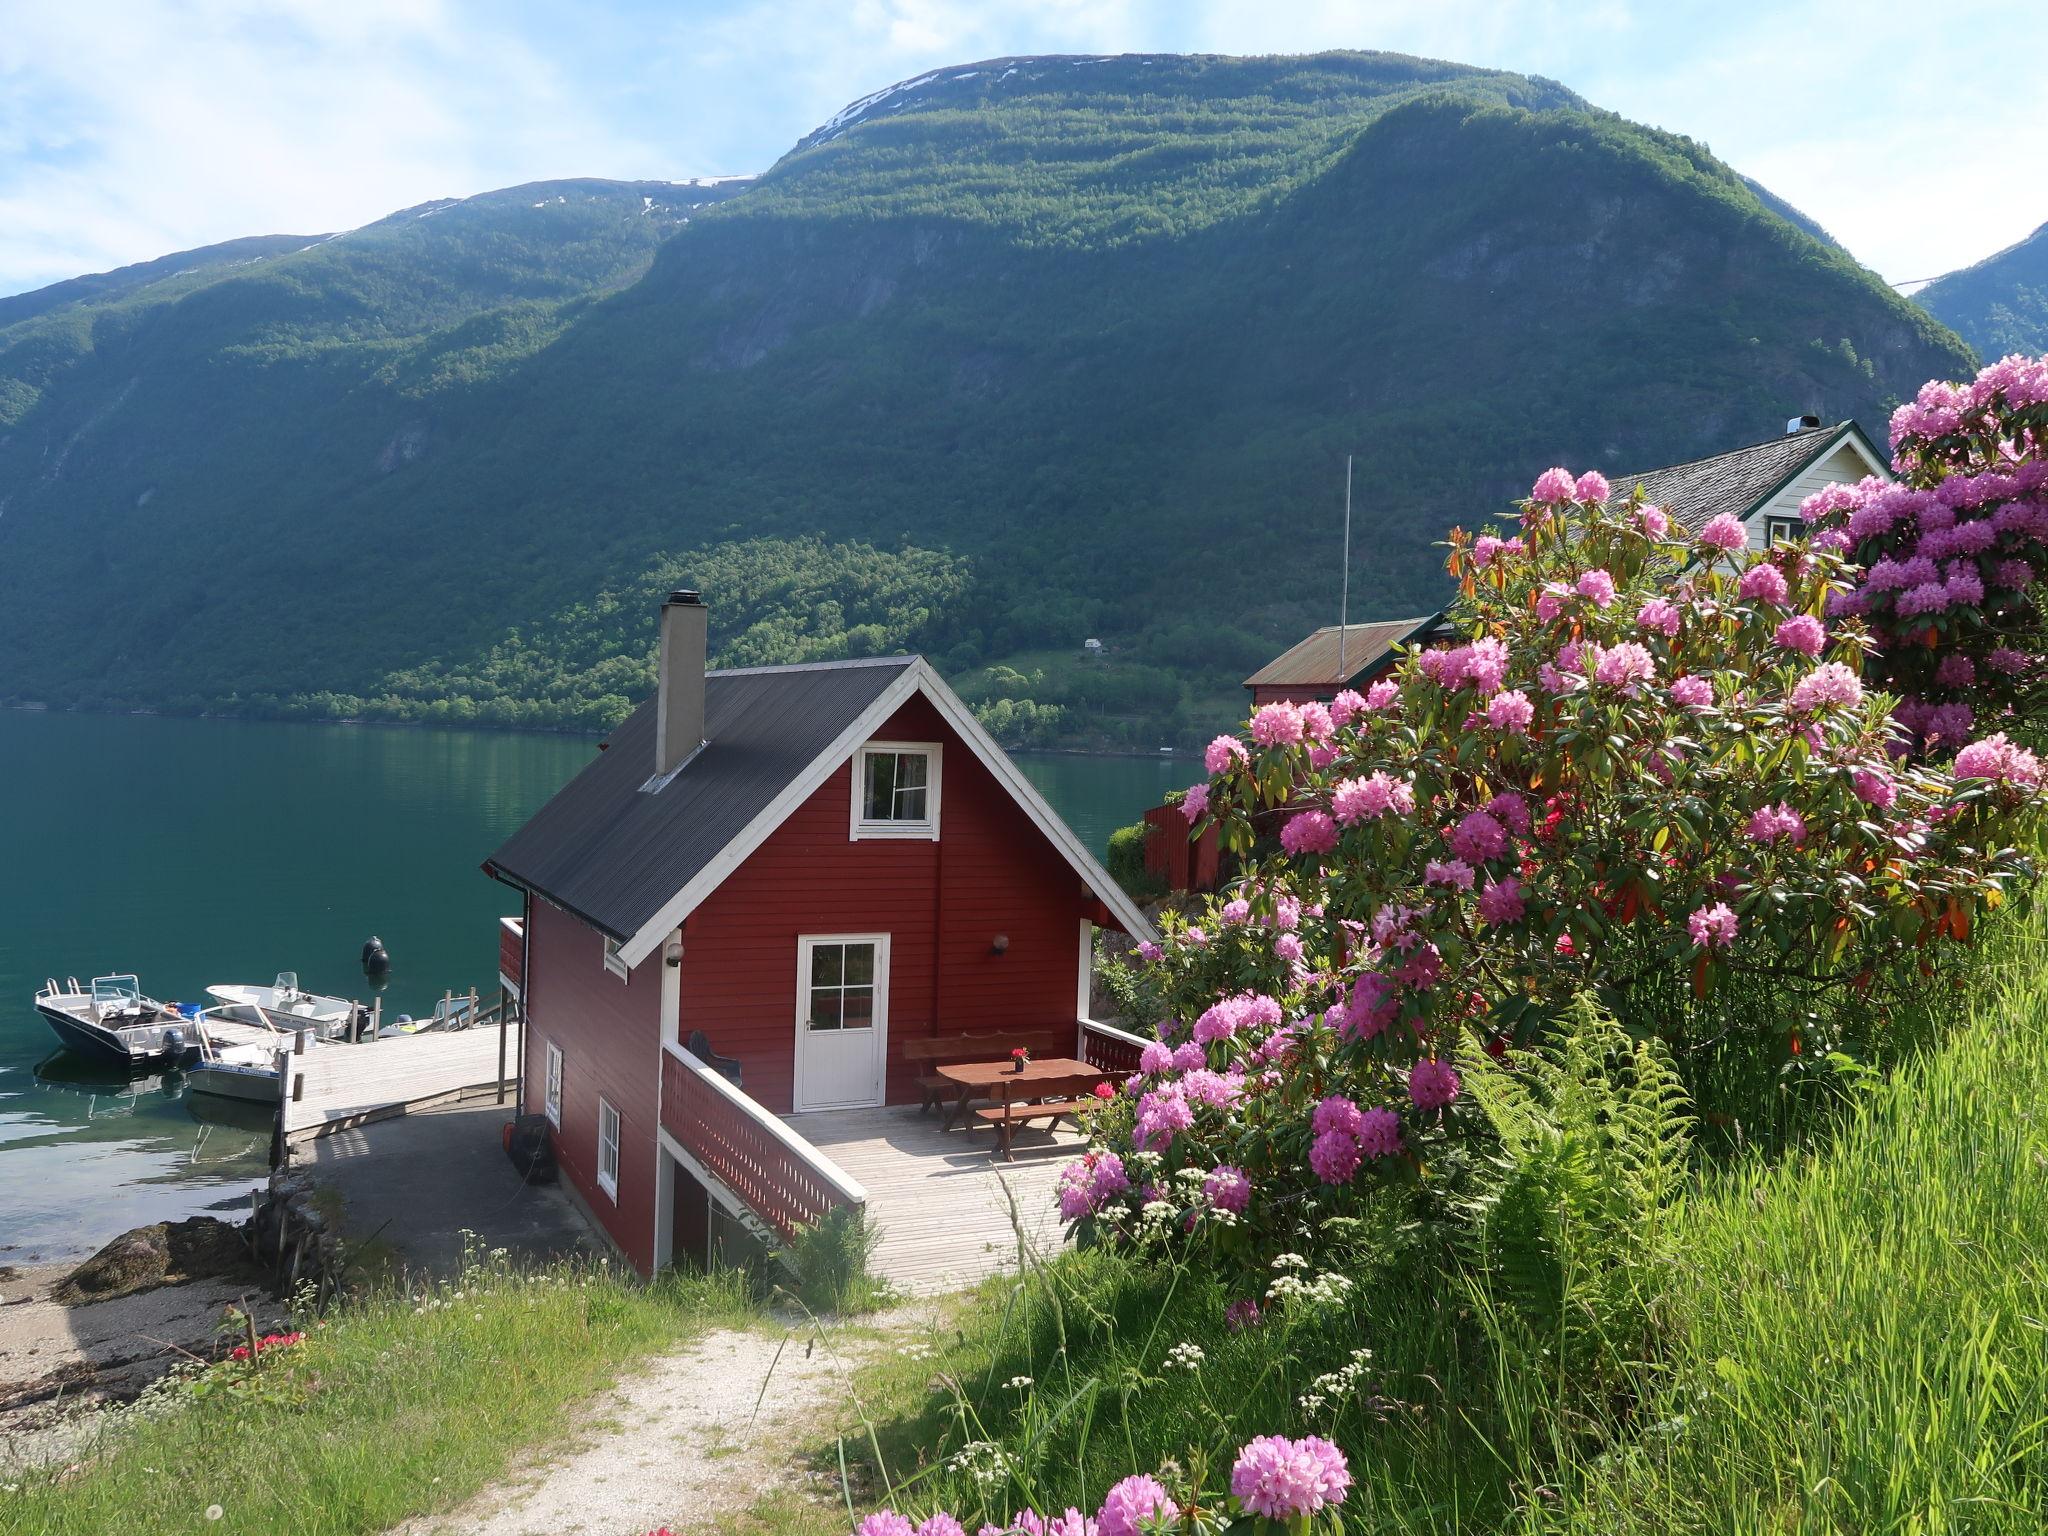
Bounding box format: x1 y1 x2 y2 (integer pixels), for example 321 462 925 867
205 972 360 1037
186 1008 335 1102
33 974 202 1070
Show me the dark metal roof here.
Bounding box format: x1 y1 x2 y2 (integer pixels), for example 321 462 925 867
1612 423 1865 534
485 656 917 942
1244 616 1444 690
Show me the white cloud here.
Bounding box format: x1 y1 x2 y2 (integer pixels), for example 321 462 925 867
0 0 654 293
0 0 2042 297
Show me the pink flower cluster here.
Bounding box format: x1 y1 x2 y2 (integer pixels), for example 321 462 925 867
1055 1152 1131 1220
1788 661 1861 713
1331 770 1415 824
1687 902 1738 949
1280 810 1340 856
1476 875 1526 926
856 1460 1211 1536
1745 803 1808 844
1194 991 1283 1044
1203 1164 1252 1213
1954 733 2043 787
1797 357 2048 761
1407 1058 1461 1112
1230 1435 1353 1519
1309 1094 1402 1183
1447 808 1509 864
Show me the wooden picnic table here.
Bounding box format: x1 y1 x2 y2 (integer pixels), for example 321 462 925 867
933 1057 1107 1148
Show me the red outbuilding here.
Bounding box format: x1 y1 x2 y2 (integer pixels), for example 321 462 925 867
484 592 1153 1276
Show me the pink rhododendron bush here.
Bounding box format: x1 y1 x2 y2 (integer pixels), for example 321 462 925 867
1072 466 2041 1261
1801 353 2048 752
855 1432 1353 1535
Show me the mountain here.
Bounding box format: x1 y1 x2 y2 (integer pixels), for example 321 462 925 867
0 234 325 331
0 51 1973 747
1915 220 2048 358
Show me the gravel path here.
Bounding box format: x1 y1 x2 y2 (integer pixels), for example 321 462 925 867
394 1307 935 1536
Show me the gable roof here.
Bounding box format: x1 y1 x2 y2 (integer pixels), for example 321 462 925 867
1612 420 1886 534
1243 616 1446 692
485 655 1154 963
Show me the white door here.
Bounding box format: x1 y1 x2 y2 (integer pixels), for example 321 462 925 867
793 935 889 1111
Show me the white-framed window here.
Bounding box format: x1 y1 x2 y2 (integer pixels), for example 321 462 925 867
596 1097 620 1201
1763 514 1802 548
602 935 630 980
850 741 941 840
543 1040 563 1128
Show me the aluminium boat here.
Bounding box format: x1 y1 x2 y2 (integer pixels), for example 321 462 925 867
32 974 202 1070
205 972 360 1037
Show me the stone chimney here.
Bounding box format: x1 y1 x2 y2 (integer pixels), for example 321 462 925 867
655 590 707 778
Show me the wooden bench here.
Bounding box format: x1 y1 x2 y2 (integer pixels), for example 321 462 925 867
901 1029 1069 1112
974 1096 1102 1160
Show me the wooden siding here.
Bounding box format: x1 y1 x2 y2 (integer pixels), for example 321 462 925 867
523 896 663 1274
677 692 1097 1116
1746 440 1887 551
1142 801 1221 892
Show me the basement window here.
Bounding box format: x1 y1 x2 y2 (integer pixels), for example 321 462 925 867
596 1098 620 1201
851 742 941 840
543 1040 563 1129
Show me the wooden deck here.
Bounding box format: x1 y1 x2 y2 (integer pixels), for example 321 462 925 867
782 1104 1084 1294
280 1027 515 1141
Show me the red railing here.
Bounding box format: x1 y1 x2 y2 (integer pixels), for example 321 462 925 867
498 916 524 991
661 1048 865 1242
1079 1016 1151 1076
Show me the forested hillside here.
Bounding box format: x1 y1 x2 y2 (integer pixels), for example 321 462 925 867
0 52 1973 746
1917 220 2048 359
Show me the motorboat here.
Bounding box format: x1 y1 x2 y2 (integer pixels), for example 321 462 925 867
186 1005 354 1102
32 974 203 1070
205 972 361 1038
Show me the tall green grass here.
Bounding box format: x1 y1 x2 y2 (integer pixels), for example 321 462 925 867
3 1248 754 1536
826 914 2048 1534
1534 920 2048 1532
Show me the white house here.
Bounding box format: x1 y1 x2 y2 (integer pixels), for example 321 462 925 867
1612 415 1891 552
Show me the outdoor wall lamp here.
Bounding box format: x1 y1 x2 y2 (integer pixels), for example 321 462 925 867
664 937 684 968
990 933 1010 956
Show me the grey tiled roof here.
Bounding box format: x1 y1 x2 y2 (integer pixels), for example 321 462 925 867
486 656 917 941
1612 423 1855 533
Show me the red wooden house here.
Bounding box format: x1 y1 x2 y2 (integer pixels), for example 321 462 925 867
484 592 1153 1276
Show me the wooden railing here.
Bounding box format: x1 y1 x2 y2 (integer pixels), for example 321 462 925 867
498 916 525 991
661 1047 866 1243
1078 1016 1151 1076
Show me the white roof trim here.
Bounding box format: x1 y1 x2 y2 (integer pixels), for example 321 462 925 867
903 659 1157 942
616 664 925 967
615 659 1156 966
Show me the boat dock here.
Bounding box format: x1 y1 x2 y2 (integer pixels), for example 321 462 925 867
276 1006 518 1147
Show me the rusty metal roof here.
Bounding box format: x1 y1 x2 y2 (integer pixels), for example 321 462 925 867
1243 616 1444 690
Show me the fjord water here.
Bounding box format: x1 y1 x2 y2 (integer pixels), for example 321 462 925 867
0 709 1179 1261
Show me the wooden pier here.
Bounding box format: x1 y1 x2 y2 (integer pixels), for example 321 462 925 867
277 1001 517 1146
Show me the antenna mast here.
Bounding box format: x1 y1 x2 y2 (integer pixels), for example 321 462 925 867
1337 455 1353 682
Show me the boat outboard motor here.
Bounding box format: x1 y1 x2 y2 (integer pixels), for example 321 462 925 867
161 1025 186 1065
360 935 391 978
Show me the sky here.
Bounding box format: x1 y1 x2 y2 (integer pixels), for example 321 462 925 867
2 0 2042 299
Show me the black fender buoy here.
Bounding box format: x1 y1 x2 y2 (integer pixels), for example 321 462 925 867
361 935 392 976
